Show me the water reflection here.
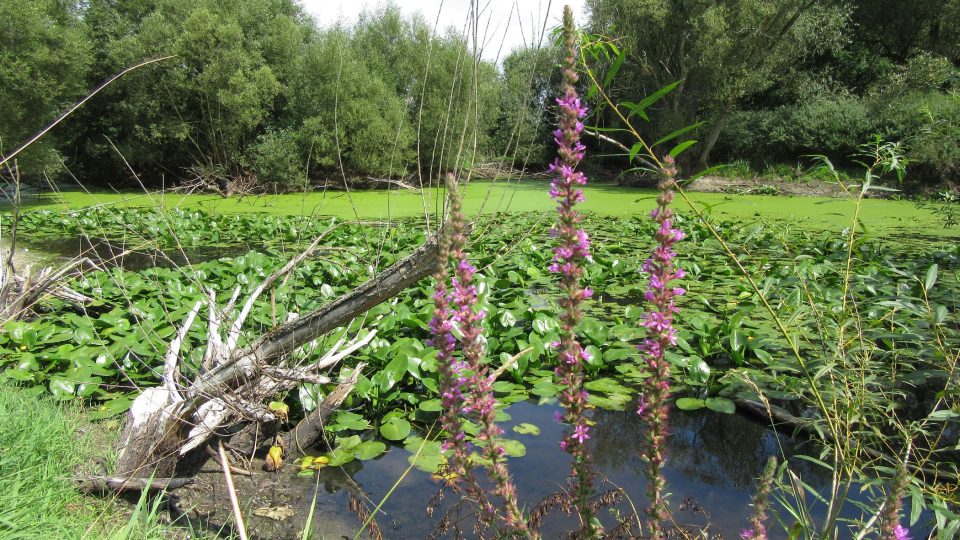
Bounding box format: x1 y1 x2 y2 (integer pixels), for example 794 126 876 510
266 401 910 539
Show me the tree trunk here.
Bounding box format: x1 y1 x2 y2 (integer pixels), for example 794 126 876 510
697 103 732 171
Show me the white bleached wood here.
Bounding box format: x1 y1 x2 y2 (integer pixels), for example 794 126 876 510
162 300 202 401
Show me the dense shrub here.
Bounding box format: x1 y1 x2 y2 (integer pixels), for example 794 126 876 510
245 128 305 190
0 0 91 177
717 98 875 165
718 85 959 184
775 98 876 158
290 31 415 177
886 92 960 183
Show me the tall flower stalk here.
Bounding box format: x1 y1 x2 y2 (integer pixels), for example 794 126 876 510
428 185 470 485
742 456 777 540
636 155 685 536
879 460 910 540
549 5 596 534
435 172 531 537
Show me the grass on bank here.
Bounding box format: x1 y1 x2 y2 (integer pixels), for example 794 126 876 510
0 384 170 539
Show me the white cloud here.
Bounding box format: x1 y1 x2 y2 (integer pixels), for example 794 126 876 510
299 0 588 61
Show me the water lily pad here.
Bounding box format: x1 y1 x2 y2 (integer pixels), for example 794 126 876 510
512 423 541 436
676 397 706 411
585 377 632 395
499 439 526 457
353 441 387 460
331 411 370 431
380 416 412 441
408 452 445 473
325 446 356 467
418 399 442 412
705 397 736 414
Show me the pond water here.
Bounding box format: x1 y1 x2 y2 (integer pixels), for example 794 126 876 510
6 182 959 234
241 400 929 539
11 234 247 271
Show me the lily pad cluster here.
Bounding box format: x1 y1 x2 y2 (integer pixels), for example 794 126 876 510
0 208 956 456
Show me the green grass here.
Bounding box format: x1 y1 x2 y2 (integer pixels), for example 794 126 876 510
12 179 959 235
0 385 168 539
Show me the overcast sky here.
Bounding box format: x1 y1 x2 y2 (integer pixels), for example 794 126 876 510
300 0 588 61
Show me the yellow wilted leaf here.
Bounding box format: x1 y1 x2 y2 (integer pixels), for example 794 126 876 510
431 468 458 481
268 401 290 423
265 445 284 471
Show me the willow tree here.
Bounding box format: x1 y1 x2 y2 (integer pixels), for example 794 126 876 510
72 0 310 186
0 0 91 178
586 0 848 168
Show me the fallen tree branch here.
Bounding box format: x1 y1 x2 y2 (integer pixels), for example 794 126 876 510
113 230 441 479
735 398 959 483
286 361 366 454
74 475 194 495
189 232 440 398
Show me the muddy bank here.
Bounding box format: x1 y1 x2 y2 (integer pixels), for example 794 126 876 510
686 175 852 197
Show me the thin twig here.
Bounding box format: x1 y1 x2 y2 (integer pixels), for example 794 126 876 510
218 441 249 540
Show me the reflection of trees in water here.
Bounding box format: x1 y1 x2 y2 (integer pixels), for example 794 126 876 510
589 408 833 490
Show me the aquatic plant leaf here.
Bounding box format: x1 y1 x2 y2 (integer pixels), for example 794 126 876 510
499 439 526 457
380 417 411 441
676 397 705 411
512 423 541 436
705 397 735 414
418 399 442 412
331 411 370 431
353 441 387 460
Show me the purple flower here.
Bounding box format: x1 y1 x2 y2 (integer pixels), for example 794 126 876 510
740 529 754 540
894 525 910 540
636 155 684 533
438 173 531 536
548 5 596 533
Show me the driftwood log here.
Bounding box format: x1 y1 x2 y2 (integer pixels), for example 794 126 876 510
74 475 195 495
0 257 94 324
109 230 441 483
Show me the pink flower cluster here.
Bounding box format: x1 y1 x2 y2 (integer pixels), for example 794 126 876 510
428 251 467 460
636 155 685 535
548 4 596 532
429 173 530 536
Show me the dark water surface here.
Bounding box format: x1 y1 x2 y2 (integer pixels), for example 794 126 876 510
265 400 928 539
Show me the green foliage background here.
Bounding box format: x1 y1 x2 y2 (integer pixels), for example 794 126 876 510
1 0 958 188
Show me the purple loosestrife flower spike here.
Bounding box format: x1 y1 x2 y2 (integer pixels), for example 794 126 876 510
430 185 470 487
445 173 533 538
879 461 909 540
637 154 685 537
550 5 596 535
742 457 776 540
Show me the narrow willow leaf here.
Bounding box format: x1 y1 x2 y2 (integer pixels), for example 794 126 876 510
627 80 680 120
653 121 705 147
924 264 938 292
668 139 698 158
602 52 626 90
